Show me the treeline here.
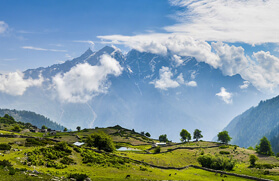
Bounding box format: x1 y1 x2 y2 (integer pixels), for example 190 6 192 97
0 109 65 131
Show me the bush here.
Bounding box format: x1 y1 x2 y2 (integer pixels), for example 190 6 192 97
249 154 258 167
0 160 12 167
0 143 11 150
60 157 75 165
197 154 236 171
219 151 230 155
12 125 21 132
68 173 89 181
154 146 161 153
255 163 276 169
219 145 229 149
81 149 129 166
25 138 53 147
86 131 115 152
9 167 16 175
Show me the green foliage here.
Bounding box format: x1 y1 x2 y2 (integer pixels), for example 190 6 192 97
26 142 72 168
193 129 203 141
0 143 11 150
180 129 191 142
249 154 258 167
255 163 277 169
247 146 254 150
255 136 274 156
86 131 115 152
0 160 12 167
219 145 229 149
12 125 21 132
77 126 81 131
63 127 68 132
145 132 151 137
68 173 89 181
60 156 75 165
219 151 230 155
217 131 232 144
159 134 168 142
8 167 16 175
197 154 236 171
25 138 53 147
154 146 161 153
81 149 130 166
41 125 47 129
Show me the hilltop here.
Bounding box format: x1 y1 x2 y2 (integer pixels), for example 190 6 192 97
0 116 278 180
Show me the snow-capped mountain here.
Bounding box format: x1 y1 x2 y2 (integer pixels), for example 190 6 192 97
0 46 267 141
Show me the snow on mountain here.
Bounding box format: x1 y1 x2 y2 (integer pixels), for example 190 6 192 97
0 46 267 141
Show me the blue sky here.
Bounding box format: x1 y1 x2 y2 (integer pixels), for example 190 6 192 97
0 0 176 71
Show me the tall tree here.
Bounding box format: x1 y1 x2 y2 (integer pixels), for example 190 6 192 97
217 131 232 144
76 126 81 132
180 129 191 142
193 129 203 141
159 134 168 142
256 136 273 156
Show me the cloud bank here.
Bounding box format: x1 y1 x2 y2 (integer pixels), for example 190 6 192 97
167 0 279 45
0 72 43 96
52 54 123 103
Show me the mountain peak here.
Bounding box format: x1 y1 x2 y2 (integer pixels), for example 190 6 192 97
81 48 94 58
98 46 118 54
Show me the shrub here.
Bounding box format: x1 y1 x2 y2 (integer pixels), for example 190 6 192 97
249 154 258 167
154 146 161 153
25 138 53 147
68 173 89 181
255 163 276 169
9 167 16 175
54 142 72 154
197 154 236 171
0 143 11 150
60 157 75 165
86 131 115 152
0 160 12 167
12 125 21 132
219 151 230 155
219 145 229 149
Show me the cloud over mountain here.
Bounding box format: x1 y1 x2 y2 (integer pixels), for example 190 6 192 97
52 54 123 103
0 72 43 96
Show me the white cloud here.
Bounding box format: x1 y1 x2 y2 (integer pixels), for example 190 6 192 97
186 81 197 87
22 46 67 52
240 81 250 89
167 0 279 45
99 34 220 68
0 72 43 96
52 54 123 103
0 21 8 34
176 73 197 87
216 87 232 104
73 40 95 49
152 66 179 90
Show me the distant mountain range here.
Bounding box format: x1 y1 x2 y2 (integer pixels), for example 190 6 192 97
224 95 279 153
0 108 64 131
0 46 268 141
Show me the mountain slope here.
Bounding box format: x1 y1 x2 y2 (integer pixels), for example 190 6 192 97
223 95 279 152
0 46 267 141
0 108 65 130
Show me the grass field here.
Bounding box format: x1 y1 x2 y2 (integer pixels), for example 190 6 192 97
0 125 278 180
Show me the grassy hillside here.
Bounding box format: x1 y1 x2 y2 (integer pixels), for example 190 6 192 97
0 117 279 180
